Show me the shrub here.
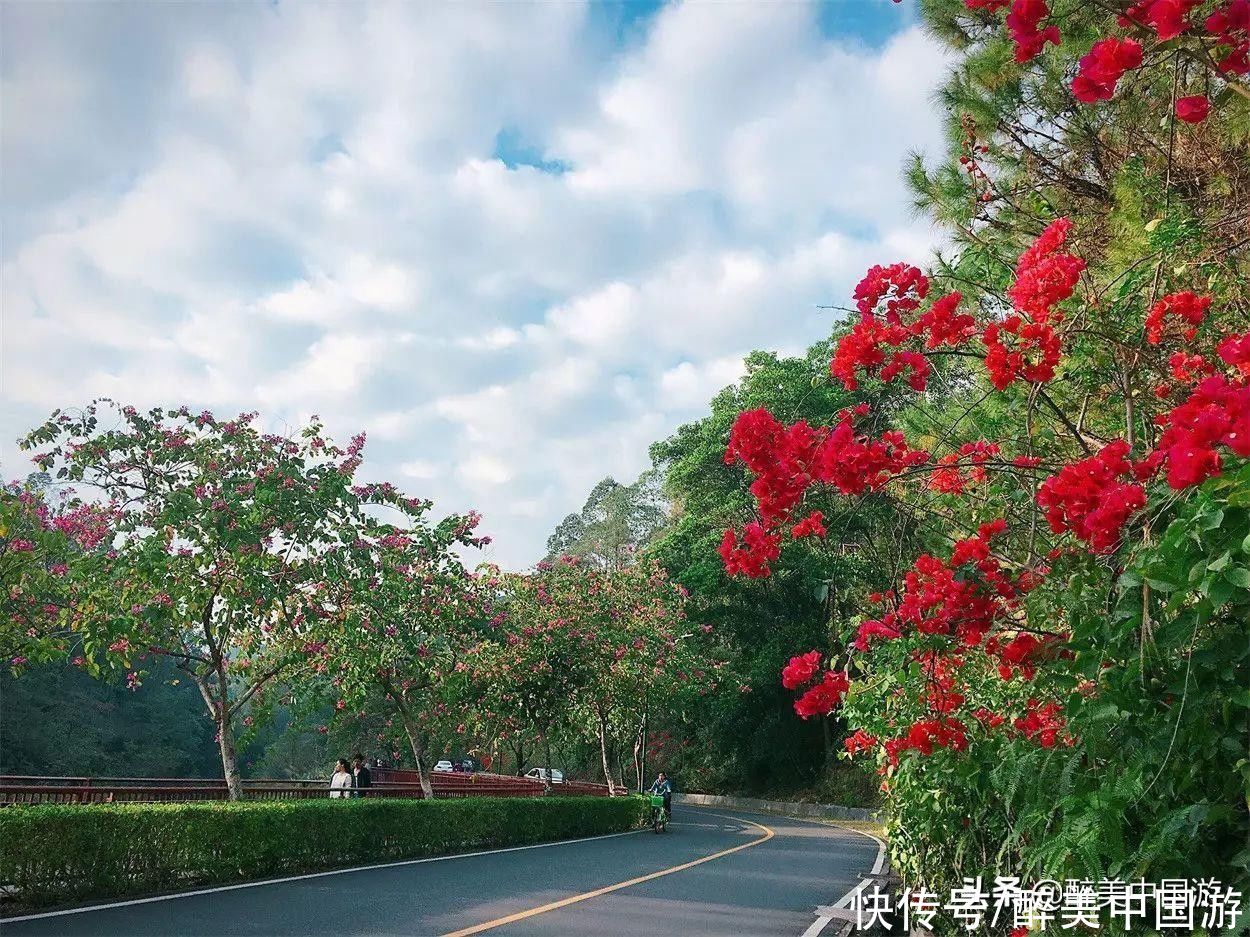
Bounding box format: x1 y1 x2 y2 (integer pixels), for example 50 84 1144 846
0 795 649 910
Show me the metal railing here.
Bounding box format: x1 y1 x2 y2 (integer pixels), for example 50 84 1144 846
0 771 613 805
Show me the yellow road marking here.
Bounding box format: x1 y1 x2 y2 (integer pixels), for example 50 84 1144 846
439 813 775 937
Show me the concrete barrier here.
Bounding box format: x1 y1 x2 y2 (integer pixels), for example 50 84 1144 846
674 791 878 822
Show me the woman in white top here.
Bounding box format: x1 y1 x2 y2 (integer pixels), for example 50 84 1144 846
329 759 353 798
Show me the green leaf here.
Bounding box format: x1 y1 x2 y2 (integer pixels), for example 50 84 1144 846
1224 567 1250 589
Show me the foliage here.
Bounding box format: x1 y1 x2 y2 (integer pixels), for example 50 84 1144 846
464 556 703 792
545 473 668 569
0 660 220 779
0 795 648 910
704 0 1250 914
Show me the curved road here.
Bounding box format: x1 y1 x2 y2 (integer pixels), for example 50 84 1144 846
3 806 880 937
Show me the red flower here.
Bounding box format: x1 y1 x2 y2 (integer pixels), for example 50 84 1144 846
1153 371 1250 488
791 510 827 539
844 729 879 756
1175 94 1211 123
965 0 1009 9
1072 37 1143 103
781 650 823 690
793 671 850 719
718 523 782 578
1145 291 1211 343
1015 699 1071 747
853 618 903 652
1006 0 1060 62
1121 0 1201 40
1207 1 1250 76
1007 219 1085 320
1037 440 1146 553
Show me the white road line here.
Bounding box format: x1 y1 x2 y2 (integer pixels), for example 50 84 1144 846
801 824 887 937
1 827 646 923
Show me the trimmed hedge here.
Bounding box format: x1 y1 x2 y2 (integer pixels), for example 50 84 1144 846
0 795 649 911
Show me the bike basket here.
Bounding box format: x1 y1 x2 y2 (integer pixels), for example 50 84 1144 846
649 794 665 807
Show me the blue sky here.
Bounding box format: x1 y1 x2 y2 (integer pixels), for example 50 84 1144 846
0 0 949 569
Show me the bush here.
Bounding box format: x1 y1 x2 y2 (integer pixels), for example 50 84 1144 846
0 795 649 910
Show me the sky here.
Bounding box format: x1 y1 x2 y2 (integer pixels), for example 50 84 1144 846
0 0 951 570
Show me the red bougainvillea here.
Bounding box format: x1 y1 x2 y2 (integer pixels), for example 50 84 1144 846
1037 440 1148 553
782 650 824 690
1145 291 1211 343
793 670 850 719
1072 37 1144 102
1121 0 1202 40
1006 0 1061 62
1175 94 1211 122
791 510 827 539
1207 0 1250 75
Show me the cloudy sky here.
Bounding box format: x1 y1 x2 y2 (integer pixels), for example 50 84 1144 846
1 0 950 569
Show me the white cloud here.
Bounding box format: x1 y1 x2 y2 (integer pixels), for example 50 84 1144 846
0 1 950 568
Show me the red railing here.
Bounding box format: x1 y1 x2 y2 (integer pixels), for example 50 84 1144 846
0 771 614 805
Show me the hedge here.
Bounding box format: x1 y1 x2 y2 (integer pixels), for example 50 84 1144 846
0 795 649 911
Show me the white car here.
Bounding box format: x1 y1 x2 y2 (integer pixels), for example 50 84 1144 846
525 767 564 784
433 760 455 773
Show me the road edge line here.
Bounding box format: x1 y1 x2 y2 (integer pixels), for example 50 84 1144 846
802 823 887 937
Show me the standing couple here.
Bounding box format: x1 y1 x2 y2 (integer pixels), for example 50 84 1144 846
329 753 373 798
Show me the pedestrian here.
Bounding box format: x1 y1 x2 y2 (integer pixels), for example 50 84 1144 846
352 752 372 797
329 759 353 798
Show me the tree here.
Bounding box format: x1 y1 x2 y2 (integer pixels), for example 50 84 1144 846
319 488 489 797
21 402 381 799
545 472 668 569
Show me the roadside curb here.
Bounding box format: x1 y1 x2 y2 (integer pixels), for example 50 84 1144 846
674 792 878 822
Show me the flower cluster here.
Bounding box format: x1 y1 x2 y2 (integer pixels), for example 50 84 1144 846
929 441 1000 494
1121 0 1202 40
1014 699 1072 748
1207 0 1250 75
717 522 780 579
720 406 927 576
791 510 827 539
1145 291 1211 344
986 219 1084 390
853 519 1029 654
1072 37 1143 103
793 669 851 720
781 649 823 690
1037 440 1148 554
1006 0 1060 62
1153 371 1250 489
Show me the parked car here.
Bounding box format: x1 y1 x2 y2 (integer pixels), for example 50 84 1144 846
524 767 564 784
433 760 455 773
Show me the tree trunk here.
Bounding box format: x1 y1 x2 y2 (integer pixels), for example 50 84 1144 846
395 704 433 799
633 711 647 792
217 709 245 801
193 670 244 801
541 731 554 794
597 711 616 795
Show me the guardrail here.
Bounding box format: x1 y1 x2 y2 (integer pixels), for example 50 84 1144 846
0 771 614 805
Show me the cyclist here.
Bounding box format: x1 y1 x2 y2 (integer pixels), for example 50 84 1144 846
647 772 673 820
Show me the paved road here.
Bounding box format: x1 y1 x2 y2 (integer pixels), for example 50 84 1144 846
3 806 879 937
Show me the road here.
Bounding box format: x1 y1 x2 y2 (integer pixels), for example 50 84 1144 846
2 806 880 937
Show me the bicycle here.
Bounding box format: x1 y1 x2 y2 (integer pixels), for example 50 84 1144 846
648 793 669 833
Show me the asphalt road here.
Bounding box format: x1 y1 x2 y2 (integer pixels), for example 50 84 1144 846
2 806 880 937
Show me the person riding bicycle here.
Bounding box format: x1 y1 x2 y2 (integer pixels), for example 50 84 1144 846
647 772 673 819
